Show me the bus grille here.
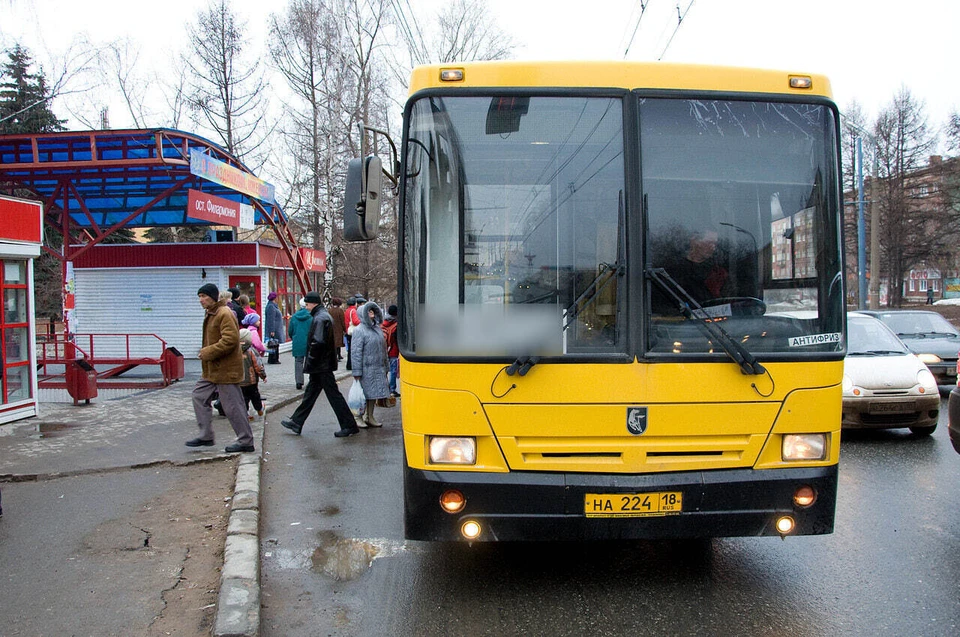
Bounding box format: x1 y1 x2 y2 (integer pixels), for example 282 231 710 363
499 434 764 473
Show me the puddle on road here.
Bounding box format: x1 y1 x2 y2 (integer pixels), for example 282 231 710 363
265 535 416 577
311 531 380 581
32 422 78 439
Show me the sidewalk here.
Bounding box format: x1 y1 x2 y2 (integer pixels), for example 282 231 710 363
0 349 347 637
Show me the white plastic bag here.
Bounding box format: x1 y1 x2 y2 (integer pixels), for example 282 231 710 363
347 380 365 414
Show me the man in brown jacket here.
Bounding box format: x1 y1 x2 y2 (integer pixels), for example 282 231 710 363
186 283 255 453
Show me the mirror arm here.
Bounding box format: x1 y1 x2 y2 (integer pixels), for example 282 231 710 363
359 124 400 188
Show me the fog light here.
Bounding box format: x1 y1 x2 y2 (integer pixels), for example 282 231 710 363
793 485 816 508
776 516 795 534
440 490 466 514
461 520 482 540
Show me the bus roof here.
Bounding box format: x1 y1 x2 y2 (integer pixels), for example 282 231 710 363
408 60 833 100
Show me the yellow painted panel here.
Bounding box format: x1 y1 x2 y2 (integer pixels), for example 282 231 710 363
399 360 842 473
402 359 843 405
409 61 833 99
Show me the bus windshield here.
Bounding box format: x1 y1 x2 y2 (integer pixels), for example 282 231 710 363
401 93 843 361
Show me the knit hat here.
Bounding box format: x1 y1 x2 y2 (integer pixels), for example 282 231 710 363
197 283 219 299
242 312 260 326
387 305 398 317
304 291 322 305
299 298 307 309
238 328 252 345
228 287 241 300
268 292 278 301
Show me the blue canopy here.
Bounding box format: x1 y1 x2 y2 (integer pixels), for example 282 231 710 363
0 128 285 229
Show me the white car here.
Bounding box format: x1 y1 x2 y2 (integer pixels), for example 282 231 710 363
843 312 939 435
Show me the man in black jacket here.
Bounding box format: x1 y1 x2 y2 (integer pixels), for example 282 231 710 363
281 291 359 438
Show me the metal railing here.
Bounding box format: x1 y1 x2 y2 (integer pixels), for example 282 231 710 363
37 333 183 389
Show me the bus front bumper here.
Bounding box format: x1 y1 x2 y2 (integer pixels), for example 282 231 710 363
404 465 837 542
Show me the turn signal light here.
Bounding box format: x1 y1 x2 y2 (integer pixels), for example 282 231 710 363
440 68 464 82
776 516 796 535
794 485 816 508
461 520 482 540
440 490 466 514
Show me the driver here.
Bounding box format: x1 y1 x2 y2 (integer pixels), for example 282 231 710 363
654 228 732 309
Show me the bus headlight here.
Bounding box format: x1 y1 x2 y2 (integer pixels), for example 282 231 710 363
782 434 826 461
429 437 477 464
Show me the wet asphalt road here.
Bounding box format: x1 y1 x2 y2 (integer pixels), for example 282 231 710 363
260 388 960 637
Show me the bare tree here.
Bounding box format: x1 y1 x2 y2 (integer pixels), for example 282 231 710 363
270 0 351 292
181 0 268 161
388 0 516 91
338 0 400 301
946 108 960 154
433 0 516 62
101 39 149 128
872 86 956 306
269 0 396 300
164 66 189 129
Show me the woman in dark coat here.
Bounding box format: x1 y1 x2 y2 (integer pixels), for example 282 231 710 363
264 292 285 343
350 301 390 427
328 297 346 361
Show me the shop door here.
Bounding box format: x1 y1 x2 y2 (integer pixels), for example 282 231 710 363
1 259 32 404
229 275 260 312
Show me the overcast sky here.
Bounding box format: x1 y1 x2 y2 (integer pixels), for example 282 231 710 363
3 0 958 140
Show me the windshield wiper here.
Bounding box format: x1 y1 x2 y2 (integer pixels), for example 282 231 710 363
922 331 958 337
647 267 766 376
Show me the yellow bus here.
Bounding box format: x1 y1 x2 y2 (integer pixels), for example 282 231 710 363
345 61 844 542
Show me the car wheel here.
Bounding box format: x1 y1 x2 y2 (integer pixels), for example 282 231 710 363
909 424 937 436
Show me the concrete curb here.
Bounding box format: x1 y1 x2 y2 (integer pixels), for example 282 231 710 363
214 445 262 636
212 370 352 637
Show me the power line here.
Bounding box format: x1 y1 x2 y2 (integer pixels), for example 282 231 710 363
658 0 696 61
401 0 430 64
622 1 649 59
390 0 428 65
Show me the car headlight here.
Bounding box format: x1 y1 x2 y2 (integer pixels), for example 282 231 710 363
917 368 937 389
429 437 477 464
918 353 942 365
841 374 853 393
782 434 827 461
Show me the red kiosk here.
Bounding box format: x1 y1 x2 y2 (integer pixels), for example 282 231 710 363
0 129 315 402
0 195 42 423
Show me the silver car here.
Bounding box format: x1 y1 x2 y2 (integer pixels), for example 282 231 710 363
859 309 960 391
843 313 939 435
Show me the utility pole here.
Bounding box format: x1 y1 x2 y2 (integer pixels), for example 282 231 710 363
848 121 881 309
856 138 867 309
868 145 880 309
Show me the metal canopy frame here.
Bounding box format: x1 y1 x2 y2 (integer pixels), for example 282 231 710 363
0 128 310 294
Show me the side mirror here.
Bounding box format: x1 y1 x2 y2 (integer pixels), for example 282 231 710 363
343 156 382 241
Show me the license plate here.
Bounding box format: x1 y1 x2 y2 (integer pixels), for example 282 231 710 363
871 401 915 413
584 492 683 518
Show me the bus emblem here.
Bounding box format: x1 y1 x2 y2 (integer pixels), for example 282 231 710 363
626 407 648 435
